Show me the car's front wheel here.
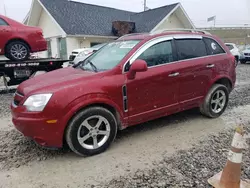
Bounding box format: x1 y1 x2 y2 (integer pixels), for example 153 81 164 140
66 107 117 156
200 84 229 118
5 41 30 61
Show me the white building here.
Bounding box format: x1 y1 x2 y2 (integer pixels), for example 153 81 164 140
24 0 195 59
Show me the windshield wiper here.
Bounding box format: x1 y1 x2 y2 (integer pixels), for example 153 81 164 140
86 60 98 72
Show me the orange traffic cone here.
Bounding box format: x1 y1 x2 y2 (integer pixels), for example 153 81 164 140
208 126 250 188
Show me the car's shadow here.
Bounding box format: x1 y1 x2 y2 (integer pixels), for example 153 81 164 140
115 108 201 141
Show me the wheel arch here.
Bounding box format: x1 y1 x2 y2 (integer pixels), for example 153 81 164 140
213 77 233 92
74 103 123 130
4 38 31 54
61 95 125 147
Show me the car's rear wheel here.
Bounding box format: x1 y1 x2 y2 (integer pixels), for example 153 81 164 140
240 60 247 64
5 41 30 61
200 84 229 118
66 107 117 156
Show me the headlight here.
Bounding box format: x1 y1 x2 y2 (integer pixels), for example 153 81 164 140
23 94 52 112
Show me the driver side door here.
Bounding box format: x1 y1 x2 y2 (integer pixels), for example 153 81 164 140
125 37 180 125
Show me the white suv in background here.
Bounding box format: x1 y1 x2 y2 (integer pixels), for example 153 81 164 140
69 43 107 65
225 43 241 63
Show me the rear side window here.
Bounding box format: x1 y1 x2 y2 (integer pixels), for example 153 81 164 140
0 18 8 26
226 44 234 50
175 39 207 60
204 38 225 55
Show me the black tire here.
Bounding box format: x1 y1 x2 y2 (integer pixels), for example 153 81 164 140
240 60 247 64
235 56 239 62
200 84 229 118
5 41 30 61
235 56 239 66
66 107 117 156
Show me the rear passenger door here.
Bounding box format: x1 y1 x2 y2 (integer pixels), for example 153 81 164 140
174 36 214 109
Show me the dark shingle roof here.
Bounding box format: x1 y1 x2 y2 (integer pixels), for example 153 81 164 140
131 3 179 33
39 0 179 36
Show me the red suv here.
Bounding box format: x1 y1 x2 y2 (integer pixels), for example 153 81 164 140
11 30 236 156
0 15 47 61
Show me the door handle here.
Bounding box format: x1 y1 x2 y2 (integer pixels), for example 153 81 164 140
168 72 180 77
206 64 215 68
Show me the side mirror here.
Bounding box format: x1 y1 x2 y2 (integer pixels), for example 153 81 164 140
127 59 148 80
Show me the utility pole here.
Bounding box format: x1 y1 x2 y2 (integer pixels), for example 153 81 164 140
143 0 147 11
3 0 7 16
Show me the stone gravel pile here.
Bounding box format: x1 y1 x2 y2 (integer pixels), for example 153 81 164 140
98 127 250 188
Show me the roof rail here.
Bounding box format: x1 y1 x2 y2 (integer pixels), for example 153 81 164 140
151 28 211 35
118 33 149 40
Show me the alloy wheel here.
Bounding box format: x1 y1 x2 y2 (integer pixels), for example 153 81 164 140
210 90 226 113
10 44 28 60
77 115 111 150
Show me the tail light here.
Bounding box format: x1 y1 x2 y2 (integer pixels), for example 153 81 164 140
230 55 237 67
36 30 43 37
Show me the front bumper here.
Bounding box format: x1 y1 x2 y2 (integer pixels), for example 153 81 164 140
11 103 64 148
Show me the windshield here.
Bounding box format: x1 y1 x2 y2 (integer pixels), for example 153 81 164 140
77 40 140 72
91 43 106 49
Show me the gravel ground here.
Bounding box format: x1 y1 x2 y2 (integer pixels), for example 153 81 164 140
0 64 250 187
0 129 68 170
97 127 250 188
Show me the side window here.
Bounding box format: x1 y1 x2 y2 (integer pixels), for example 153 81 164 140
136 40 174 67
175 39 207 60
204 38 225 55
0 18 8 26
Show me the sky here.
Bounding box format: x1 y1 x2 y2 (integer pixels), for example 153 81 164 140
0 0 250 27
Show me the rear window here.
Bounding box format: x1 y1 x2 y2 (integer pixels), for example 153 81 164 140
204 38 225 55
226 44 234 50
175 39 207 60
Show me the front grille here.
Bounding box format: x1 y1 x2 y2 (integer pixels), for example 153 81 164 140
244 53 250 56
69 55 76 60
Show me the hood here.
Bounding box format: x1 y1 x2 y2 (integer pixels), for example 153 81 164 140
18 67 98 95
242 49 250 53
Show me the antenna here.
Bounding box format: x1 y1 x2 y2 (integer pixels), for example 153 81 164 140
3 0 7 16
143 0 146 11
